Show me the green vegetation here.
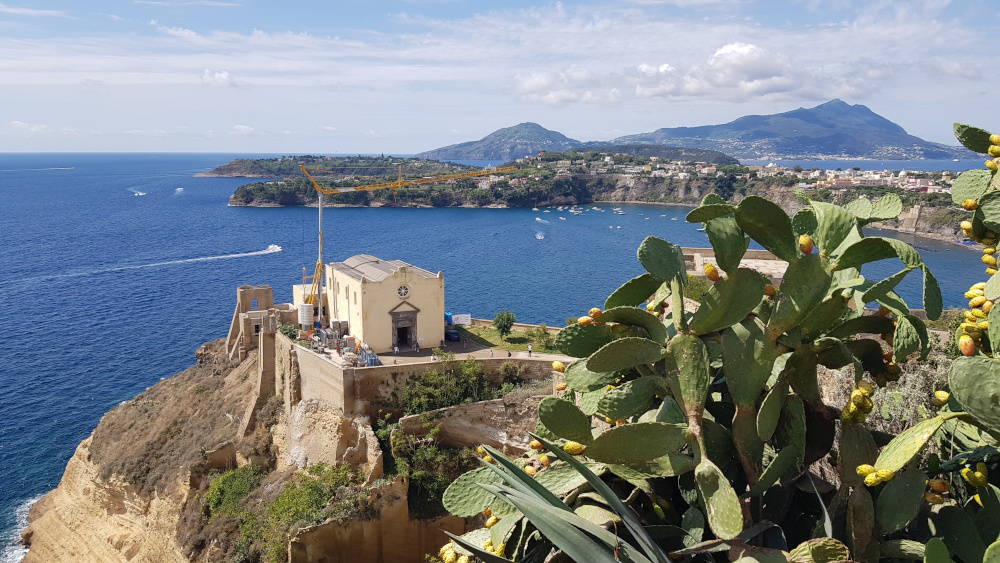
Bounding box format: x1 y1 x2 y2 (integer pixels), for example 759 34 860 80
390 424 479 519
493 309 516 340
453 324 560 353
438 183 996 562
399 351 519 415
205 465 265 519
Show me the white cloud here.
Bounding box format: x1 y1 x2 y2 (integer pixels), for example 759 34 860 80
0 3 69 17
134 1 241 6
231 124 253 135
201 69 235 87
9 120 47 133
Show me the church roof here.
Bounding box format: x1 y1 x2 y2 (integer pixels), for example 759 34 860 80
328 254 438 282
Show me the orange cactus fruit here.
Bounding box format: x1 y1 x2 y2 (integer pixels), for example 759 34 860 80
577 315 593 326
588 307 603 319
529 439 544 450
555 382 568 391
959 335 977 356
764 284 776 296
524 465 537 477
704 263 720 281
799 234 814 254
970 296 988 308
927 478 950 493
552 360 566 373
984 300 994 314
539 454 551 466
964 199 980 211
924 492 944 505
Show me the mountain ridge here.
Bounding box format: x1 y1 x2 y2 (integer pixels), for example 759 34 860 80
417 100 974 161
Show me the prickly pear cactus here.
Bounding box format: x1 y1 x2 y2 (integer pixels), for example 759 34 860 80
437 168 994 562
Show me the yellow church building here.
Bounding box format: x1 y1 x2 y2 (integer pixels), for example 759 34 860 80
324 255 445 354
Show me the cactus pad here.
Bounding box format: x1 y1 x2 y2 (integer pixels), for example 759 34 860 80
537 396 595 445
442 466 505 517
767 254 833 338
875 468 927 533
735 195 798 261
598 376 665 420
869 194 904 223
605 272 663 309
637 236 687 282
704 212 750 274
838 424 878 487
694 459 743 540
579 387 608 416
721 318 777 406
686 203 735 223
879 540 925 561
923 537 954 563
688 268 767 335
681 507 705 547
745 395 805 497
847 486 874 556
608 454 695 478
554 323 615 358
874 415 945 473
756 382 787 442
955 123 994 154
586 337 665 373
599 306 669 344
810 201 858 256
534 460 607 496
665 334 711 419
787 537 851 563
584 422 690 464
563 359 617 393
937 505 986 563
950 357 1000 433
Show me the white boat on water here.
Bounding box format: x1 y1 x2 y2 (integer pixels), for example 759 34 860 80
532 207 539 211
134 192 146 196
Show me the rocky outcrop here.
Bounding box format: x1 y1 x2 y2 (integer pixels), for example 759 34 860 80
399 396 544 454
21 438 190 563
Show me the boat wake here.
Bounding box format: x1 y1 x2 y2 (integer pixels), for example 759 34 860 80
1 245 283 288
535 217 550 225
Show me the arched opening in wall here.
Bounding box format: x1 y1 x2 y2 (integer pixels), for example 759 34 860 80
251 298 259 310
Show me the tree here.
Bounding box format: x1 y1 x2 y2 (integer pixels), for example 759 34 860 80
493 309 516 340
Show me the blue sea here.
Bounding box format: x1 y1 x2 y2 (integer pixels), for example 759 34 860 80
0 154 985 560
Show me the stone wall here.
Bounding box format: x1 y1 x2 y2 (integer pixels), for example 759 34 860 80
398 396 545 455
297 346 350 412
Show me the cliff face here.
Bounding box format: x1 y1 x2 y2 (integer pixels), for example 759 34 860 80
21 438 191 563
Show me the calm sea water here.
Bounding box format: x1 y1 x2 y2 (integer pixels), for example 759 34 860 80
0 154 984 560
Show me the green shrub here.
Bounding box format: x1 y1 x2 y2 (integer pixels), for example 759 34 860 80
205 465 265 519
400 356 516 415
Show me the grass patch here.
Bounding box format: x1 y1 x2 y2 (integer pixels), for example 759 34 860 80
453 324 560 353
400 351 520 415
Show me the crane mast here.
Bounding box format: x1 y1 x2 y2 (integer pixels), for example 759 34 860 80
298 163 518 323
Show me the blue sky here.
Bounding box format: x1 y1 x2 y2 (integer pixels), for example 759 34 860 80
0 0 995 152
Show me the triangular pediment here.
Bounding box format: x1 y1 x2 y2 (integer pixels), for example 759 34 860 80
388 300 420 314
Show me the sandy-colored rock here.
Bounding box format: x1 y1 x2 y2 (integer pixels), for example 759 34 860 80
21 438 189 563
398 396 543 455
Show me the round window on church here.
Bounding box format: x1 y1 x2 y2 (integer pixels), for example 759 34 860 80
397 285 410 298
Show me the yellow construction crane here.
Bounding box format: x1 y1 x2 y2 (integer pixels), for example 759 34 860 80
297 163 518 319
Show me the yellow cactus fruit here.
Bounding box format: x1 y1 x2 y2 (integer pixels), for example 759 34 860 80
485 515 499 528
974 282 988 290
991 133 1000 145
483 455 495 464
555 382 568 391
970 296 988 308
552 360 566 373
477 446 487 456
563 441 585 455
864 472 882 487
539 453 550 466
876 469 896 482
764 284 776 297
924 492 944 505
484 507 492 517
964 198 980 211
985 301 995 314
525 465 537 477
483 539 493 551
988 267 998 276
974 308 989 319
577 315 593 326
704 262 720 282
850 388 867 406
605 384 616 391
799 234 814 254
529 439 544 450
989 159 1000 171
588 307 603 319
440 541 455 556
967 289 985 298
646 301 658 312
960 466 987 487
856 464 876 476
495 544 505 557
979 320 990 331
960 336 977 357
990 145 1000 158
962 220 975 231
927 478 950 493
931 390 950 407
966 310 978 321
443 550 458 563
986 246 998 255
857 380 876 397
457 556 470 563
984 255 998 267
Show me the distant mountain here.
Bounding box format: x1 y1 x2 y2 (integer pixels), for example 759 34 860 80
579 144 738 165
609 99 974 160
415 123 580 160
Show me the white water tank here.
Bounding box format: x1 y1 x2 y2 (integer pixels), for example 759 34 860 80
298 302 313 327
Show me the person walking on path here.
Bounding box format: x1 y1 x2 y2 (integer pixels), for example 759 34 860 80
489 349 493 358
463 337 467 349
528 344 532 357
